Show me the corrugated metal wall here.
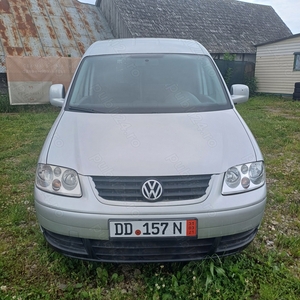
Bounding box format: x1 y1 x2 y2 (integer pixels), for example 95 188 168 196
255 36 300 95
0 0 114 72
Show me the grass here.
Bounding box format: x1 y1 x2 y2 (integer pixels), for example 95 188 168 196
0 94 300 299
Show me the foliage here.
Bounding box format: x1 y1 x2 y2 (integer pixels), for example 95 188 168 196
0 94 11 112
223 53 236 87
224 67 233 87
0 96 300 299
244 75 258 97
223 53 236 61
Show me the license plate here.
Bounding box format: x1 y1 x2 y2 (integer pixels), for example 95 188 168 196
109 219 197 238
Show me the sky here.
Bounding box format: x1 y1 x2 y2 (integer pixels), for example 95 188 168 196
79 0 300 34
238 0 299 34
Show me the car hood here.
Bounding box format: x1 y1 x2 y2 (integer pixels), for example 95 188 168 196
46 110 257 176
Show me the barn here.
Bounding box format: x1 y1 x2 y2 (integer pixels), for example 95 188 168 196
0 0 113 104
0 0 295 103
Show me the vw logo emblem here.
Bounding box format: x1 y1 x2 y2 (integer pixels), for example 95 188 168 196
142 179 163 201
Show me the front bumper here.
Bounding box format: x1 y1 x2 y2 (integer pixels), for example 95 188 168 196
35 174 267 262
42 226 259 262
35 195 266 262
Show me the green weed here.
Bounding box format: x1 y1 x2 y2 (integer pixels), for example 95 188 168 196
0 96 300 299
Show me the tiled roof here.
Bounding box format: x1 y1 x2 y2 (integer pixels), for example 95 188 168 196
110 0 292 53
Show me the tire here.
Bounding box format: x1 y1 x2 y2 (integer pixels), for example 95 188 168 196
293 92 300 100
295 82 300 88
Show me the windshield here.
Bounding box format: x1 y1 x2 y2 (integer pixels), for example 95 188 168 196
66 54 231 113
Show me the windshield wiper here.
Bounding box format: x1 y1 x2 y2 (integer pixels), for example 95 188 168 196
67 106 100 113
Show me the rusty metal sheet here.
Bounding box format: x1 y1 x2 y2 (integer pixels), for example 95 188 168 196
43 46 63 57
0 36 5 72
0 56 6 72
33 15 60 48
23 37 45 56
0 39 4 56
44 0 64 17
0 0 113 69
59 0 74 7
0 0 10 13
10 4 39 37
51 16 81 57
9 3 44 56
0 14 25 56
77 4 114 41
63 6 91 54
26 0 48 16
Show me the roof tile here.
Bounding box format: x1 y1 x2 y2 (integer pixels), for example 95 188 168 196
109 0 292 53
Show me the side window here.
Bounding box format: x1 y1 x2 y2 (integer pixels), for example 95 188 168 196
294 52 300 71
69 59 94 104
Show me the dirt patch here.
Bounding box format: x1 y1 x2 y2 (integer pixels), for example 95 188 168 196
265 107 300 119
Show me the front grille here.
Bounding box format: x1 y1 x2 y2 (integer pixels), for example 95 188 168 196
91 175 212 201
43 227 258 263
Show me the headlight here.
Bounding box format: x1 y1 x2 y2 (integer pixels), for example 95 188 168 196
36 164 82 197
222 161 265 195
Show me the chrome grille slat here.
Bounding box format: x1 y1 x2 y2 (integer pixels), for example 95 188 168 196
91 175 211 201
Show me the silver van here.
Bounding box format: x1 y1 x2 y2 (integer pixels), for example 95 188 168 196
35 38 266 262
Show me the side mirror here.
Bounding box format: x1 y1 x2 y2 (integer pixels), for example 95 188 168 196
49 84 65 107
230 84 249 104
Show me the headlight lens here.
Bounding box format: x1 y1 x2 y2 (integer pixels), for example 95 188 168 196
62 169 79 190
224 167 240 188
36 164 82 197
36 164 53 187
249 162 264 184
222 161 265 195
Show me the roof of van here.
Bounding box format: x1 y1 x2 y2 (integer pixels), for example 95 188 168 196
84 38 210 56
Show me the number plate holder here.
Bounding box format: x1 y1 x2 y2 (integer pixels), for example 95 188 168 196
109 219 197 239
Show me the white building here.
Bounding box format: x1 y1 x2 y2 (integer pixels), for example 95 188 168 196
255 34 300 96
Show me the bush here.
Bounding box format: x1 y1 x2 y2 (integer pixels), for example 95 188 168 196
244 76 258 97
0 93 13 113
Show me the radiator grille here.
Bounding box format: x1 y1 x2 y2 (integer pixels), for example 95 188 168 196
91 175 211 202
